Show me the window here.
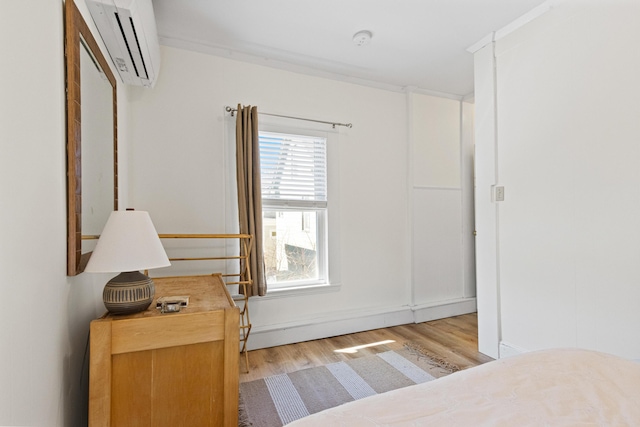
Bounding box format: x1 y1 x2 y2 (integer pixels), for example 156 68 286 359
259 131 327 289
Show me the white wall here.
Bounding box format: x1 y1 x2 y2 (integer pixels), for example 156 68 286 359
474 0 640 359
474 43 501 359
127 46 476 348
0 1 127 425
410 93 477 322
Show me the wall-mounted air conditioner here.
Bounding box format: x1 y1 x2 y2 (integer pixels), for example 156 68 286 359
87 0 160 88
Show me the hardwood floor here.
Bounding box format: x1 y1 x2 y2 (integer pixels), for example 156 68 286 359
240 313 494 382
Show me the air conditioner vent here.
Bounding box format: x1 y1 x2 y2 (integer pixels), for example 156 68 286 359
129 17 149 79
87 0 160 88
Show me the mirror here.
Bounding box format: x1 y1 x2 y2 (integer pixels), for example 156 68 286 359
66 0 118 275
80 40 114 255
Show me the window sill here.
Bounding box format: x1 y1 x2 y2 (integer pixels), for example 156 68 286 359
259 282 342 300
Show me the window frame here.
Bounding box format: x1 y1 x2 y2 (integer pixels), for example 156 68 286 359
259 129 329 290
259 120 342 299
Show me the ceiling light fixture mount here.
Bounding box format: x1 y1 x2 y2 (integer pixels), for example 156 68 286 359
352 30 372 47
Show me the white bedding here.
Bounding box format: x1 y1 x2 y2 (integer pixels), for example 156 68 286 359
288 348 640 426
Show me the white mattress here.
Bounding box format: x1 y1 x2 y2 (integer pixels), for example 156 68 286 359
288 348 640 426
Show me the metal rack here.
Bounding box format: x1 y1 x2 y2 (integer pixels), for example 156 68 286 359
155 233 253 372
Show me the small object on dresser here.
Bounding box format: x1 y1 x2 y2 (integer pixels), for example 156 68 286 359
160 301 181 313
156 296 190 308
157 296 189 313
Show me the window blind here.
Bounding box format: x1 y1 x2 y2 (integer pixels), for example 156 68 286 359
259 132 327 205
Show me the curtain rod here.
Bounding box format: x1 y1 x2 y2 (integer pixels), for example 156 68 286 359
225 106 352 129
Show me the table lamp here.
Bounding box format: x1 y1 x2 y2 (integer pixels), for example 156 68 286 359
85 210 170 314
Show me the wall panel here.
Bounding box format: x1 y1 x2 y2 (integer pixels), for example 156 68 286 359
484 0 640 358
412 189 464 304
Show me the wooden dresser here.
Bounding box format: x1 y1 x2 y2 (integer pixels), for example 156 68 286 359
88 274 239 426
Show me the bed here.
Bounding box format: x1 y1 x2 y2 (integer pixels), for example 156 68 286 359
287 348 640 426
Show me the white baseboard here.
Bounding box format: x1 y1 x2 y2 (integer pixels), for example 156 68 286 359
412 298 477 323
247 298 477 351
499 341 529 358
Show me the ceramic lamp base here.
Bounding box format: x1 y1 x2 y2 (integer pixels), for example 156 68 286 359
103 271 156 314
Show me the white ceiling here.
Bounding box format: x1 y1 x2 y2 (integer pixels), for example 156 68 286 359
152 0 547 97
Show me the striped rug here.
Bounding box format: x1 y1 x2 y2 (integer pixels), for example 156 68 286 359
239 347 456 427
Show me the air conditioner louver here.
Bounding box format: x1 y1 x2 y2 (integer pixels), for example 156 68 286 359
87 0 160 88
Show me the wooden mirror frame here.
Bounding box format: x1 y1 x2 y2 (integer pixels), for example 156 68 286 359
65 0 118 276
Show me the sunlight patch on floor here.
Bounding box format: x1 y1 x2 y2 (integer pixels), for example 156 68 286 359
334 340 395 354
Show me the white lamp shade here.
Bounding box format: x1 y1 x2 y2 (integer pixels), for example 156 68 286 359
85 210 170 273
